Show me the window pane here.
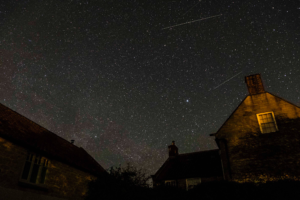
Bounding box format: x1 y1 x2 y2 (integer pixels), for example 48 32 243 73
266 114 273 122
261 122 276 133
263 114 267 119
30 164 40 183
263 115 268 122
270 122 276 131
270 126 276 132
35 156 41 164
262 127 267 133
39 167 47 184
21 161 31 180
258 112 277 134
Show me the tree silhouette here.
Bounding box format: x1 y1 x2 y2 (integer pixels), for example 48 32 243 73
85 163 151 200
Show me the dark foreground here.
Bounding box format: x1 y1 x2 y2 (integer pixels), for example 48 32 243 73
85 179 300 200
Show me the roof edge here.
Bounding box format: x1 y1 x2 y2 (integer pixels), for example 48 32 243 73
0 103 106 177
178 149 219 156
0 103 76 147
152 157 170 179
266 92 300 109
215 94 250 137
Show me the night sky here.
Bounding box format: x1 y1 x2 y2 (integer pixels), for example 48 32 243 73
1 0 300 179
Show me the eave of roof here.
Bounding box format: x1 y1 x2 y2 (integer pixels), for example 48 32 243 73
0 103 107 177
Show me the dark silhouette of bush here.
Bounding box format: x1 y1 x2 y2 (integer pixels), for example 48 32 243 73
85 168 300 200
186 181 259 200
257 179 300 200
186 179 300 200
84 163 151 200
151 185 187 200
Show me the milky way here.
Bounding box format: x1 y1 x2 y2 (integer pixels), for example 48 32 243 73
0 0 299 180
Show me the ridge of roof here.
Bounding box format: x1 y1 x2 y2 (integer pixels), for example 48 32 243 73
266 92 300 109
178 149 219 157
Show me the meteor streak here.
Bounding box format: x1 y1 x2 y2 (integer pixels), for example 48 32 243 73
182 1 201 16
162 14 222 30
213 71 242 90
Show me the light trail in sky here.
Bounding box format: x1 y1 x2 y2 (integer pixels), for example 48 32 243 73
182 1 202 16
213 71 243 90
162 14 222 30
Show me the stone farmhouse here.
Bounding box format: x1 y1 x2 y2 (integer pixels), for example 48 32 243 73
213 74 300 183
152 74 300 190
151 141 223 190
0 103 107 200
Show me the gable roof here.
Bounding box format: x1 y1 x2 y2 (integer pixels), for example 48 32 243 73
0 103 107 176
214 92 300 138
267 92 300 109
153 149 223 180
214 95 249 138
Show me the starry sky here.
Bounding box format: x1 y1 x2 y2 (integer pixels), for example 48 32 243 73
1 0 300 178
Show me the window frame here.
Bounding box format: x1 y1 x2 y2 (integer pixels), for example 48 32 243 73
256 111 278 134
186 177 201 191
165 180 176 187
20 152 49 185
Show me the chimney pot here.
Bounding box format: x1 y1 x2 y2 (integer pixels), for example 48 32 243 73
168 140 178 157
245 74 265 95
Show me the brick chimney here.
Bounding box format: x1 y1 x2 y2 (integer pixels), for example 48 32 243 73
168 141 178 157
245 74 265 95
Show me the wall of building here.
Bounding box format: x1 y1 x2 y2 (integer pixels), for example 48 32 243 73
201 176 223 183
154 176 223 191
177 179 186 190
0 136 97 200
216 93 300 183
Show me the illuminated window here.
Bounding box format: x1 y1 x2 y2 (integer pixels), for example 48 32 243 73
165 180 176 187
256 112 278 133
21 152 49 184
186 178 201 191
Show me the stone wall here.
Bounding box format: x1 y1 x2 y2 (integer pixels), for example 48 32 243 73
216 92 300 182
0 136 97 200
